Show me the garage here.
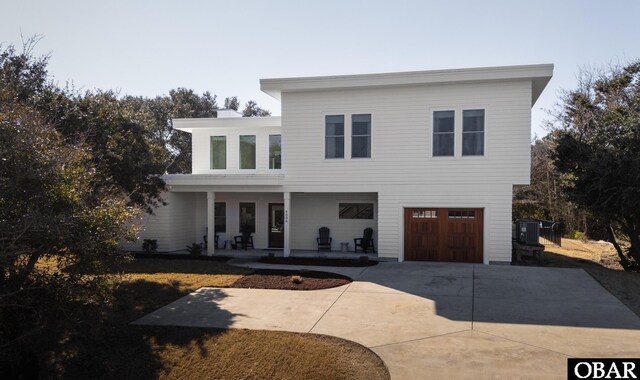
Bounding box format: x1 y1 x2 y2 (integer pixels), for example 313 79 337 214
404 208 483 263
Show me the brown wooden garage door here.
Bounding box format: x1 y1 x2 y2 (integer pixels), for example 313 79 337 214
404 208 483 263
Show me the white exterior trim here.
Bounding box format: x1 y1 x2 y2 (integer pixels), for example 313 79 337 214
261 64 553 105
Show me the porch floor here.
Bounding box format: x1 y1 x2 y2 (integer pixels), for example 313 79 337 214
171 248 379 260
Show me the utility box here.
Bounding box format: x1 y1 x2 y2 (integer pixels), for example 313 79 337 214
516 220 540 245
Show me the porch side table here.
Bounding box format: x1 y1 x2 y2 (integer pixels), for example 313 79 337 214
340 241 349 253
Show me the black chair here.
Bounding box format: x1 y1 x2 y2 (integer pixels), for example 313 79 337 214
354 228 375 253
234 226 254 250
317 227 332 252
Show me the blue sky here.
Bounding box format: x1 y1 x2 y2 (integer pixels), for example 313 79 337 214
2 0 639 137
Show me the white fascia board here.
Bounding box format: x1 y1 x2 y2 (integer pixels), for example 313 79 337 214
261 64 554 106
172 116 282 133
164 173 285 186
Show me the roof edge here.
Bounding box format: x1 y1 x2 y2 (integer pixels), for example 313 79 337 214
260 64 554 102
172 116 282 133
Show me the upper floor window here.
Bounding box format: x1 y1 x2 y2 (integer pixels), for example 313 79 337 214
210 136 226 169
433 111 454 156
269 134 281 169
325 115 344 159
463 109 485 156
351 114 371 158
239 135 256 169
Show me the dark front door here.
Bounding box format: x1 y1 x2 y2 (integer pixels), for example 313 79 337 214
268 203 284 248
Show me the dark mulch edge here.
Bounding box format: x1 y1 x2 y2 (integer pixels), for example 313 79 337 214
129 252 232 262
231 268 352 290
260 256 378 267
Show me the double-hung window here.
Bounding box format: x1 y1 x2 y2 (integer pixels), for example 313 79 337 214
210 136 226 169
239 202 256 233
462 110 485 156
325 115 344 159
214 202 226 233
433 111 455 156
239 135 256 169
351 114 371 158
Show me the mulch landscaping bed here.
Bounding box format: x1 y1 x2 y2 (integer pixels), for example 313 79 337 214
132 252 232 262
231 269 351 290
259 256 378 267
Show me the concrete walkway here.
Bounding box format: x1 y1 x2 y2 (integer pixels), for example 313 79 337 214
133 262 640 379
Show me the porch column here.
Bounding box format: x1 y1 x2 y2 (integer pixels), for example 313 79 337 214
207 191 215 256
284 191 291 257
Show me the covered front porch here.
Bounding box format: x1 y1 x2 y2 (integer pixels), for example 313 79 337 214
204 191 378 257
125 186 379 256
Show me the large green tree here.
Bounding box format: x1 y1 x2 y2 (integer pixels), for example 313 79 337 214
0 60 141 374
242 100 271 117
513 137 588 234
552 60 640 269
1 40 168 213
124 89 219 174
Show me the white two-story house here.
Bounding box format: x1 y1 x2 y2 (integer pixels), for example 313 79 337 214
126 64 553 264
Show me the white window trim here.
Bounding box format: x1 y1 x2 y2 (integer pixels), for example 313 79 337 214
210 134 229 170
238 201 257 234
268 133 283 171
428 107 488 159
430 109 456 158
336 200 377 220
461 109 487 158
350 113 373 160
322 113 346 160
322 112 375 161
238 134 258 170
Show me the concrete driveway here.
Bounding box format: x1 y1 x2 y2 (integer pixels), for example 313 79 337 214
133 262 640 379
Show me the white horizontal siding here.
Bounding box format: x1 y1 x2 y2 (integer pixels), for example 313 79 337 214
121 192 197 252
377 184 513 263
289 193 377 251
191 126 282 174
281 80 532 187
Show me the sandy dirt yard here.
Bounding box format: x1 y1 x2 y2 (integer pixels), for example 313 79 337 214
520 238 640 318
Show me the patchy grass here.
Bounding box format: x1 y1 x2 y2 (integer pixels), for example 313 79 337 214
145 328 388 380
521 239 640 318
123 257 250 291
40 257 389 379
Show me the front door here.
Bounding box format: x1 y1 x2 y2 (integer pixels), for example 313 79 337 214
268 203 284 248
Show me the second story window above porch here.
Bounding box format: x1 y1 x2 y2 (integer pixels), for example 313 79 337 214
240 135 256 169
269 134 281 169
351 114 371 158
210 136 227 169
